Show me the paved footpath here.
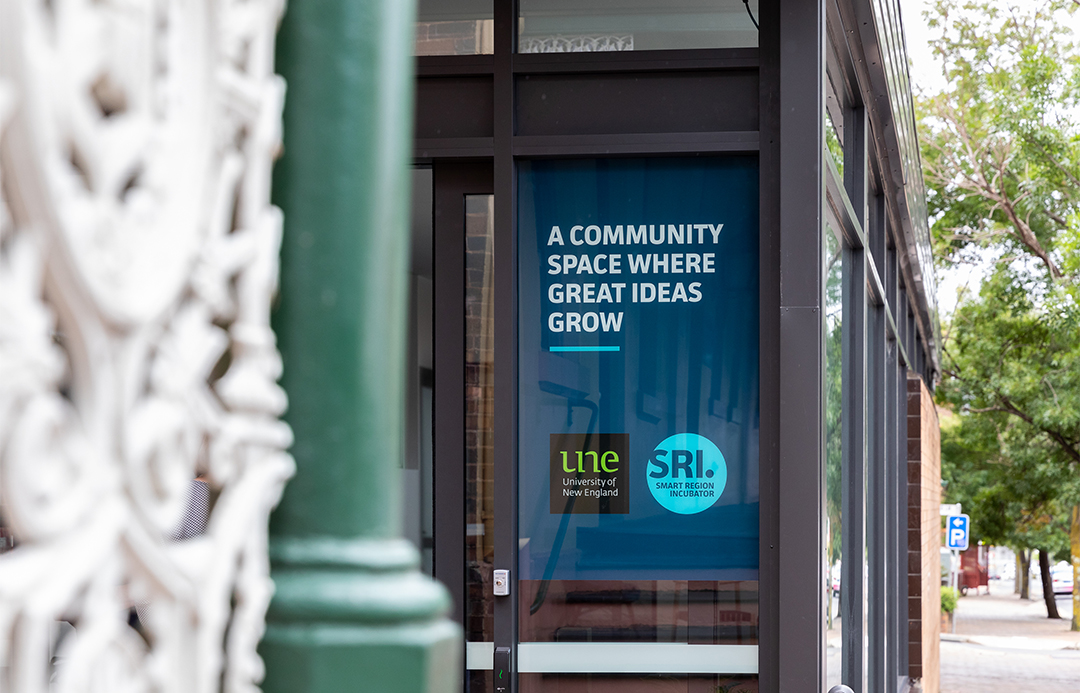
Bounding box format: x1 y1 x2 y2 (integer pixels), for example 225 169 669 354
940 641 1080 693
941 581 1080 693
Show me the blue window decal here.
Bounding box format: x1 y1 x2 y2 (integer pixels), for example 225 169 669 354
518 157 760 580
647 433 728 515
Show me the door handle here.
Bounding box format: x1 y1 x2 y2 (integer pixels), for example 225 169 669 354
494 646 511 693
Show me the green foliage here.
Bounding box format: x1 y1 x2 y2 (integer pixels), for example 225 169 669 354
920 0 1080 293
941 586 959 614
939 265 1080 557
920 0 1080 570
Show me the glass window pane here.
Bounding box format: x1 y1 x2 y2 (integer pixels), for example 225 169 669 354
519 673 759 692
826 111 843 177
518 0 759 53
404 168 435 576
465 194 496 693
824 222 844 690
517 157 760 692
416 0 494 56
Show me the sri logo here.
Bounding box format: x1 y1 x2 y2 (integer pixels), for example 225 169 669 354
646 433 727 514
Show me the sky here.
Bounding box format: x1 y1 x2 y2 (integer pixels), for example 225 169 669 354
899 0 944 94
899 0 976 319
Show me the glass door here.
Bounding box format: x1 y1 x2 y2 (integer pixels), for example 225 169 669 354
410 156 762 693
407 162 496 692
514 157 761 693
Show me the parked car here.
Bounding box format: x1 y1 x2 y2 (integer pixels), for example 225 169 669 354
1051 561 1074 595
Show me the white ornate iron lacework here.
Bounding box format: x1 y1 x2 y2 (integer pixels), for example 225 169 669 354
519 34 634 53
0 0 294 691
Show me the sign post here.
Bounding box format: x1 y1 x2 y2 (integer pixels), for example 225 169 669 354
946 514 970 552
946 514 970 592
940 503 962 517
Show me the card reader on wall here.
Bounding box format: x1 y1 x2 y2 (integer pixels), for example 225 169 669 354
494 647 511 693
493 569 510 596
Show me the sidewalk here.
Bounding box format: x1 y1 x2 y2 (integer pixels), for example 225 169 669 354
940 580 1080 693
948 581 1079 647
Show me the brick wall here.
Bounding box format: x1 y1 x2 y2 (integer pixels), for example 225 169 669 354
907 374 941 693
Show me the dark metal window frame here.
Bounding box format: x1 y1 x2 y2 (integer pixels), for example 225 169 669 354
825 2 938 692
432 162 495 628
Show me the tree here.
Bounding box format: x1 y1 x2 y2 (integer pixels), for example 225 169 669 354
937 269 1078 617
921 0 1080 294
919 0 1080 625
939 411 1038 594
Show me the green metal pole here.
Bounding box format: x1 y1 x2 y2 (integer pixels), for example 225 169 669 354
261 0 459 690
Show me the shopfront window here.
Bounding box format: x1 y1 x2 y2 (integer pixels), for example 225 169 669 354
517 157 760 691
518 0 759 53
416 0 494 56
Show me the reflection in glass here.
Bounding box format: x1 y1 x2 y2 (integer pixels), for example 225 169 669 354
465 194 496 693
826 111 844 177
416 0 494 55
404 168 435 576
520 580 758 643
518 0 759 53
520 673 758 692
824 223 844 690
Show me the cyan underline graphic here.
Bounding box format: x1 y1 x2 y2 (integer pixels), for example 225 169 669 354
549 346 621 352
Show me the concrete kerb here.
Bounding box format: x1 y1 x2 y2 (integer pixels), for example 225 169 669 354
941 632 1080 652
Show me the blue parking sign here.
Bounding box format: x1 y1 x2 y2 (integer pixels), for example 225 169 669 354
946 514 970 551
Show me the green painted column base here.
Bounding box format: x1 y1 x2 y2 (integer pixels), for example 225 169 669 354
262 622 460 693
261 538 461 693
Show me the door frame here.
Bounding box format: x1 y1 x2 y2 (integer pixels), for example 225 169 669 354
432 161 495 632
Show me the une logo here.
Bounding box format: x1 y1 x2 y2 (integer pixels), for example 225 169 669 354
549 433 630 515
560 450 620 473
646 433 727 515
